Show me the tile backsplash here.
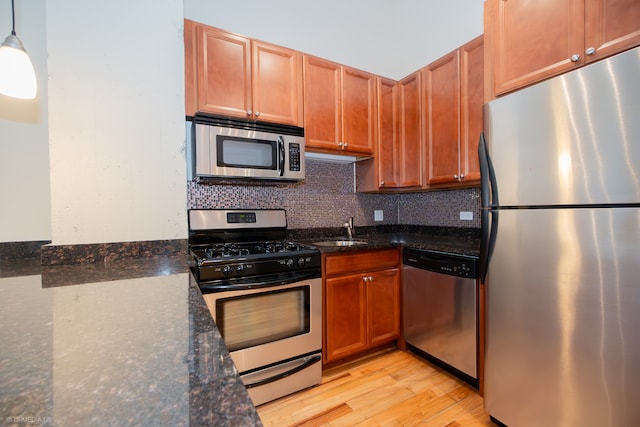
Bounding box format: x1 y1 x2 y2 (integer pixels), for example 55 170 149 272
188 159 481 229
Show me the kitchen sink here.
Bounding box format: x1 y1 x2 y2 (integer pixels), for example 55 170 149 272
312 239 368 247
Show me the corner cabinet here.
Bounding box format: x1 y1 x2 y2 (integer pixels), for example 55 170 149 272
303 55 375 156
323 248 401 365
356 76 400 192
397 71 424 189
424 36 483 188
485 0 640 98
184 20 303 126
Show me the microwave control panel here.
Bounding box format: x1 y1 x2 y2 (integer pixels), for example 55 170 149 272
289 143 301 171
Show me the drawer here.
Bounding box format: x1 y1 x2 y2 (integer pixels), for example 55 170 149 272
324 248 400 277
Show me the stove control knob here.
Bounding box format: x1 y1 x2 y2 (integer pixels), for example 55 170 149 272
297 257 305 267
236 264 244 273
286 259 294 268
222 265 232 276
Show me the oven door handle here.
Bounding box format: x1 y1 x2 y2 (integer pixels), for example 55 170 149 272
244 354 321 389
199 270 321 293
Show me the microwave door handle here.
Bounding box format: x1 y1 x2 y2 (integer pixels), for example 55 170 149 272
277 136 285 176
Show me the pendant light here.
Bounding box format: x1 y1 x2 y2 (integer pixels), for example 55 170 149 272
0 0 37 99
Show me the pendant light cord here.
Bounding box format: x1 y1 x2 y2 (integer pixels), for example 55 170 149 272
10 0 16 36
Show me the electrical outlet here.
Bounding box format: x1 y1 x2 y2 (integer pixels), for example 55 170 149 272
374 210 384 221
459 211 473 221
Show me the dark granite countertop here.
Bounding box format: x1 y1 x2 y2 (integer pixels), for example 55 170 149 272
0 226 478 426
292 225 480 258
0 256 262 427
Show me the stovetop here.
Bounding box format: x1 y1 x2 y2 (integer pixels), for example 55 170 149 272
188 209 321 285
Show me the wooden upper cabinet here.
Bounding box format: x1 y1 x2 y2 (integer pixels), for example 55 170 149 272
355 76 398 192
489 0 584 96
341 67 376 155
584 0 640 63
487 0 640 98
376 77 399 188
398 71 424 188
424 50 460 186
459 36 484 184
303 56 342 152
425 36 483 188
252 41 303 125
184 20 302 126
303 55 375 156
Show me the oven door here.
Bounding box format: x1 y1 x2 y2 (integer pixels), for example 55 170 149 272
200 274 321 373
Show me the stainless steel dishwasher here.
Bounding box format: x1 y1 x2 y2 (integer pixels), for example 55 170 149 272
402 247 478 387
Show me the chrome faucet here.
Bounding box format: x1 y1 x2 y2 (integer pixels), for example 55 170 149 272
343 216 354 239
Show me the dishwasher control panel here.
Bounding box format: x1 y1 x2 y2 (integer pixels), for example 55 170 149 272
403 248 477 279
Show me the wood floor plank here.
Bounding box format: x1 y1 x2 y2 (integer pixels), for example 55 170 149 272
257 349 494 427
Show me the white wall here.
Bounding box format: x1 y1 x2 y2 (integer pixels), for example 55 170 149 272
0 0 51 242
1 1 483 246
184 0 484 80
46 0 187 245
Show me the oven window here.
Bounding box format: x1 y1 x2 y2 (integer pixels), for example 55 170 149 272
217 136 276 169
216 286 310 352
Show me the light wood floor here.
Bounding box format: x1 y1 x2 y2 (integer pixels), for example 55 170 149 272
257 349 495 426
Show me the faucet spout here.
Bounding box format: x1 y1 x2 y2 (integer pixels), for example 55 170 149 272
343 216 354 239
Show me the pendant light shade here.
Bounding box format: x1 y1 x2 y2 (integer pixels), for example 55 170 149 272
0 0 37 99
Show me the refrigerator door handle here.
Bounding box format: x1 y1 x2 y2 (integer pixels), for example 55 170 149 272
478 133 499 284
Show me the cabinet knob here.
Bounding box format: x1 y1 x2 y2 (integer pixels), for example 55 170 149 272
343 142 348 149
247 109 252 116
585 47 596 56
380 181 385 186
255 111 260 117
337 142 343 148
459 173 465 181
454 174 459 180
570 54 581 62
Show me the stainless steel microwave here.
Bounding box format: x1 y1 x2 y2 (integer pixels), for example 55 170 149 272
190 114 305 182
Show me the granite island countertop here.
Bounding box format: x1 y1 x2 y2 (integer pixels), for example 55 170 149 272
0 226 479 426
0 256 262 427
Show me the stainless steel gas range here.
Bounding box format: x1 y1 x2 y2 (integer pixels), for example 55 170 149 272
188 209 322 406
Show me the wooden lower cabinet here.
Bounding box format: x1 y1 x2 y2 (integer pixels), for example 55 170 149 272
323 249 400 364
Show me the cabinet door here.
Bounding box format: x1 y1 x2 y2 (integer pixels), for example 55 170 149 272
376 77 399 188
584 0 640 63
195 25 252 118
341 67 375 155
325 274 367 363
398 72 423 188
252 41 303 126
424 51 460 186
459 36 484 184
303 55 342 151
367 268 400 346
490 0 585 96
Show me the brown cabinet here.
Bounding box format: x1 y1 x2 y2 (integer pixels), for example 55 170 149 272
324 249 400 364
356 76 399 192
424 36 483 188
184 20 303 125
397 71 424 188
303 55 375 156
486 0 640 98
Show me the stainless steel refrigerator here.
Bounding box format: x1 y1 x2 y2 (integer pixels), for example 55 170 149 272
478 46 640 427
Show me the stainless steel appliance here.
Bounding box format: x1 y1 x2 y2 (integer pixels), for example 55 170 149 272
479 46 640 426
190 114 305 182
188 209 321 406
402 248 478 387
